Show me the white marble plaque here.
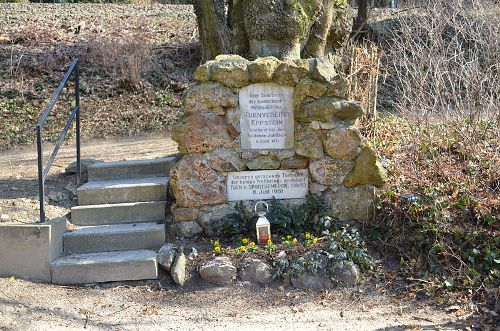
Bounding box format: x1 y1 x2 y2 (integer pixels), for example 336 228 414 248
227 169 308 201
239 83 294 150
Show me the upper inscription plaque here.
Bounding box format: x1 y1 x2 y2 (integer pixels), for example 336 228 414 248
239 83 294 150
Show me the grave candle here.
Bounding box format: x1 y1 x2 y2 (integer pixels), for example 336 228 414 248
255 201 271 245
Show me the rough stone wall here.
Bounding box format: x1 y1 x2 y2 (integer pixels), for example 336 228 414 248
170 55 386 237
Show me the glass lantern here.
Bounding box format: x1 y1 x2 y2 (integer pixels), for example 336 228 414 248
255 201 271 245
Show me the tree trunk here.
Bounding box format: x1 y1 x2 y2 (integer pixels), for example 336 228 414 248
193 0 231 62
303 0 335 58
352 0 368 36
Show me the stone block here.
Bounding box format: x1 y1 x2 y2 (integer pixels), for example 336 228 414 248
309 157 354 186
0 217 65 282
170 154 226 208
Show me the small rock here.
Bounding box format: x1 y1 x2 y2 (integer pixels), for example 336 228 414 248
239 258 272 284
330 261 359 287
0 214 10 222
171 247 187 287
65 158 102 175
64 184 77 195
188 247 198 260
46 191 67 202
200 257 236 286
170 221 204 238
157 243 176 272
291 272 333 290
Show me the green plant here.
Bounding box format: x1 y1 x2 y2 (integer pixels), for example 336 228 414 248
272 225 375 279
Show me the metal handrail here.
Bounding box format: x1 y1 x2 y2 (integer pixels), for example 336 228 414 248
36 58 81 223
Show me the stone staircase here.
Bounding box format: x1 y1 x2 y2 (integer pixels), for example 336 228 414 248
50 157 177 285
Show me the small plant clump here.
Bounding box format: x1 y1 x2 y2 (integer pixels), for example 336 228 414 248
272 226 376 281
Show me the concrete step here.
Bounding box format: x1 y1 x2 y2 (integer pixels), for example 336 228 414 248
77 177 168 205
71 201 166 226
63 222 165 254
88 157 178 181
51 250 158 285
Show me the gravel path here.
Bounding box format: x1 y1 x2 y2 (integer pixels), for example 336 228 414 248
0 275 465 331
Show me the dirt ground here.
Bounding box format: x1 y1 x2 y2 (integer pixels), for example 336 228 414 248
0 136 478 331
0 134 177 224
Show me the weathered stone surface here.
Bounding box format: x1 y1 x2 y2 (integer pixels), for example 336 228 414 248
309 157 354 186
65 158 103 175
330 261 359 287
295 126 324 159
170 154 226 208
293 58 315 72
215 54 247 62
325 185 375 221
294 77 328 105
171 112 233 154
239 258 272 284
266 149 295 161
344 146 387 187
244 155 280 170
171 247 187 287
322 127 362 160
324 76 350 99
248 57 282 83
225 108 240 133
197 203 238 235
207 148 246 172
171 221 204 238
210 56 250 88
193 61 214 82
309 182 328 195
280 155 309 169
157 243 175 272
291 272 332 289
200 257 236 286
302 97 364 123
171 205 199 222
273 61 309 86
183 82 237 113
311 58 337 82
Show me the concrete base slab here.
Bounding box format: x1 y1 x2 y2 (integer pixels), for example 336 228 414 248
0 217 66 282
63 222 165 254
88 157 178 181
71 201 166 226
51 250 158 285
77 177 168 205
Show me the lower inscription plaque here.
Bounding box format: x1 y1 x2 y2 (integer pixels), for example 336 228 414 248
227 169 308 201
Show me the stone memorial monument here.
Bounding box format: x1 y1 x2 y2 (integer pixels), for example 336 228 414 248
168 0 386 237
169 55 387 237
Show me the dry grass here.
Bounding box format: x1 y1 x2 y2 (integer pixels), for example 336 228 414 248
0 3 199 150
343 0 500 306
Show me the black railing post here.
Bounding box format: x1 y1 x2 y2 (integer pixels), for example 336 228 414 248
36 124 46 222
36 58 81 223
75 61 81 185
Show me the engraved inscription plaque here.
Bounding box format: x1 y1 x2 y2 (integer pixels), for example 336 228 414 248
227 169 308 201
239 83 294 150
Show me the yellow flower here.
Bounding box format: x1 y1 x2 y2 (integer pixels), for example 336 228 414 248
214 246 221 253
313 237 318 244
213 240 220 247
249 241 256 247
305 232 311 239
292 238 298 244
267 239 272 245
241 238 249 245
287 235 292 240
239 246 246 253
